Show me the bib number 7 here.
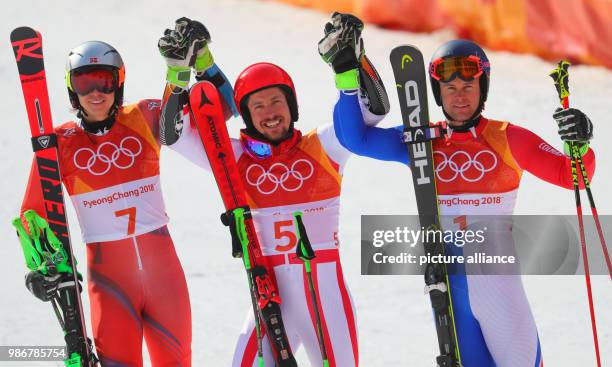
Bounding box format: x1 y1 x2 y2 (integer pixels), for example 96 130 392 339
115 207 137 235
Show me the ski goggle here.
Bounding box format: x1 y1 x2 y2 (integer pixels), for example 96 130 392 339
69 68 117 95
242 135 273 159
430 56 485 82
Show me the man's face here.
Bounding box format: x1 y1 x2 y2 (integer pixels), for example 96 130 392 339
77 90 115 122
247 87 292 142
439 77 481 126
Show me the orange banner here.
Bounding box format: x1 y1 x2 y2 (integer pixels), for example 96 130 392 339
273 0 612 70
277 0 353 14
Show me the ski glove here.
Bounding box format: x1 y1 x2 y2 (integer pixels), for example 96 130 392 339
319 12 364 89
12 210 73 276
13 210 83 302
553 107 593 157
159 17 211 88
554 107 593 142
25 271 62 302
318 13 390 114
190 20 214 76
25 269 83 302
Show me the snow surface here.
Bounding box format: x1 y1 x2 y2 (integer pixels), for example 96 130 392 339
1 0 610 365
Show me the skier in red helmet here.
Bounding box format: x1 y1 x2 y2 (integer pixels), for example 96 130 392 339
159 15 390 366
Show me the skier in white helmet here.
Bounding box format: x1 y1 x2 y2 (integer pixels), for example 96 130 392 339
15 23 224 364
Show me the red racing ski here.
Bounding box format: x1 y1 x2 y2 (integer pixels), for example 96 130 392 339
10 26 97 366
189 81 297 366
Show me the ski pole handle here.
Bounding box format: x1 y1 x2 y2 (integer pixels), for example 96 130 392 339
550 61 582 164
220 209 244 258
293 211 315 262
549 60 571 109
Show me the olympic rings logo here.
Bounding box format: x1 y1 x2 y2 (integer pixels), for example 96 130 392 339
434 150 497 183
246 159 314 195
73 136 143 176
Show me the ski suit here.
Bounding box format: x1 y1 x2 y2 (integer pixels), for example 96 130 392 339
169 111 360 366
333 91 596 367
21 100 191 366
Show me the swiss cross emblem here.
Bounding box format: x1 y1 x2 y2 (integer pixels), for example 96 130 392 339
89 57 98 63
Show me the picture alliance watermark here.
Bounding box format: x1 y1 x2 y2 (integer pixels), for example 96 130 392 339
361 215 612 275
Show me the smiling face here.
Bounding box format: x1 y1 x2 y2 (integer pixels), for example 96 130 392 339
246 87 292 142
439 77 481 126
77 90 115 122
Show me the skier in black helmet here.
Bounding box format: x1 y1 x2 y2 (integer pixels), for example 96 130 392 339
329 20 595 367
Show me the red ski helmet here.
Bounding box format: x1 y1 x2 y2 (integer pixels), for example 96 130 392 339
234 63 299 130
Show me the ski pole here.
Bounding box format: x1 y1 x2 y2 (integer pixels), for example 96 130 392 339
293 211 329 367
550 62 611 281
224 207 295 367
572 152 612 280
549 60 603 367
224 208 265 367
550 62 611 280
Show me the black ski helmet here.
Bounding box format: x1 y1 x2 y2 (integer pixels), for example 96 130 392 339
65 41 125 116
429 39 490 118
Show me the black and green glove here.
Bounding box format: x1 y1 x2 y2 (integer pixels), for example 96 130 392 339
318 12 390 116
13 210 72 275
318 12 364 90
553 107 593 157
13 210 83 302
158 17 212 88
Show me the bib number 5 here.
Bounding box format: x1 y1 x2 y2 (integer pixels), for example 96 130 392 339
274 220 297 252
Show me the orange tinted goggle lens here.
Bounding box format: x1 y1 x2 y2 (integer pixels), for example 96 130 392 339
71 69 116 95
432 56 482 82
